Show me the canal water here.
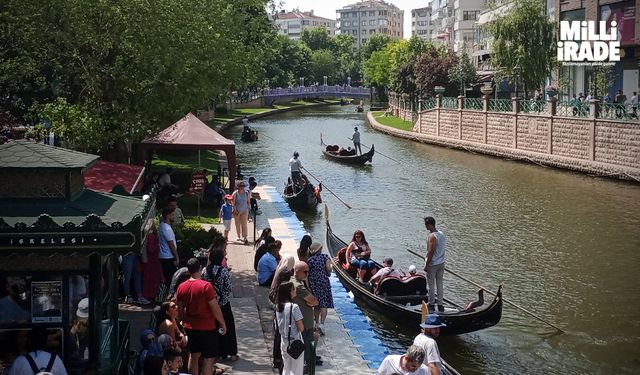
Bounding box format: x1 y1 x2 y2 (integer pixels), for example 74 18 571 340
223 105 640 374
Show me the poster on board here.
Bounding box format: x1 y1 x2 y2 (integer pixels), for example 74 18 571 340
31 281 62 323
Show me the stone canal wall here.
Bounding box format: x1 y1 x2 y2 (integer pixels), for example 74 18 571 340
370 100 640 181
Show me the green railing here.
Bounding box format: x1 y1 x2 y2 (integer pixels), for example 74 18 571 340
464 98 483 110
421 98 436 111
556 101 588 118
441 97 458 109
600 103 638 120
488 99 512 112
520 100 547 114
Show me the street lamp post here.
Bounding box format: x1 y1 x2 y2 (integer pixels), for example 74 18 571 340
323 76 327 86
347 76 351 86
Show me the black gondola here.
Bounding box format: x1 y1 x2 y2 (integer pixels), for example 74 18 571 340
356 105 364 113
321 135 374 165
241 126 258 142
324 206 503 335
283 182 318 211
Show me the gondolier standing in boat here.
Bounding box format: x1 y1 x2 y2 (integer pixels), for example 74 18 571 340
349 127 362 155
413 314 446 375
289 151 303 192
423 216 446 313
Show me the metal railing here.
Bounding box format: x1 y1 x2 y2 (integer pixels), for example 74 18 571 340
488 99 512 112
520 100 547 115
421 98 436 111
600 103 639 120
441 97 458 109
556 101 588 118
464 98 483 110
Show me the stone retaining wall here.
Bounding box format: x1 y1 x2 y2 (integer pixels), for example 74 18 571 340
369 111 640 182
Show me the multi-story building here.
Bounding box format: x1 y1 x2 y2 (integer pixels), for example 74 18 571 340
556 0 639 99
452 0 486 54
411 7 434 40
336 0 404 49
273 9 336 40
472 2 513 71
429 0 454 48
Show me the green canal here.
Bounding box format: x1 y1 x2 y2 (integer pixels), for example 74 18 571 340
223 105 640 374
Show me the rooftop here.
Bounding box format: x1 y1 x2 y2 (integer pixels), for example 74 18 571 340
0 139 98 169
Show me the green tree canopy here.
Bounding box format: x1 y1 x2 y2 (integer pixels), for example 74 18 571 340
448 50 477 96
361 34 393 61
310 49 337 85
485 0 554 96
300 27 332 51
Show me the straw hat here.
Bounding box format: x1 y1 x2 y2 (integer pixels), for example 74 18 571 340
309 242 323 255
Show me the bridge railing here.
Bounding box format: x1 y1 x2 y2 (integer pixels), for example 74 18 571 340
263 85 370 96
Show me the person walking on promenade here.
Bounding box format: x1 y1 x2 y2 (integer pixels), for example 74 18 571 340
631 91 638 119
306 242 333 336
615 89 627 118
290 261 321 368
218 194 233 241
377 345 428 375
159 207 180 285
413 314 446 375
202 248 239 362
232 180 250 245
289 151 303 191
422 216 446 313
349 127 362 155
275 282 305 375
176 258 227 375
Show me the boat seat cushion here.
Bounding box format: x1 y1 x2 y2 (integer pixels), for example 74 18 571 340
376 275 427 297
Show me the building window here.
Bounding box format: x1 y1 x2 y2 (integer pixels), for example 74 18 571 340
362 29 367 35
362 21 367 26
361 11 367 16
370 29 376 34
417 21 429 26
369 11 375 16
362 38 367 44
463 10 480 21
343 21 350 27
352 30 358 35
352 12 357 17
369 20 376 25
343 13 348 18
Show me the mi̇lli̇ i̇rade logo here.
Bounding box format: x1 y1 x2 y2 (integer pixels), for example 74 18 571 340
557 20 620 66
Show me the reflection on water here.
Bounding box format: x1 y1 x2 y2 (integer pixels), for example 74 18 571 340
224 105 640 374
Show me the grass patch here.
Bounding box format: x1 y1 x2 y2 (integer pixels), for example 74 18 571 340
180 195 218 222
372 111 414 131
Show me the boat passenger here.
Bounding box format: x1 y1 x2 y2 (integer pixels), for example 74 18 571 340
346 230 376 282
413 314 446 375
369 258 401 286
377 345 428 375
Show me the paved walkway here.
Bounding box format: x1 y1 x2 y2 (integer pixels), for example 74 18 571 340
122 185 373 374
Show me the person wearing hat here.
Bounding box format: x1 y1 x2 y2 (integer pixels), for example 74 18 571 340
306 242 333 336
369 257 401 286
218 194 234 241
349 126 362 155
289 151 303 192
377 345 428 375
408 265 417 276
413 314 446 375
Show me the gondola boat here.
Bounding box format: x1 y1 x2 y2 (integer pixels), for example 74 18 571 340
321 135 374 165
324 206 503 335
283 182 318 211
356 105 364 113
241 127 258 142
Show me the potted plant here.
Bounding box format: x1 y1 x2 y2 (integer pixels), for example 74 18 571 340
545 83 559 98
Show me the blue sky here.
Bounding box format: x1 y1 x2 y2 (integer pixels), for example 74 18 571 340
279 0 432 38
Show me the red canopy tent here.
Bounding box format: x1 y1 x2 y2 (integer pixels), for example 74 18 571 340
85 160 144 193
138 112 237 190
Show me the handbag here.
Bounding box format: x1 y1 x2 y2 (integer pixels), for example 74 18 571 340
286 304 305 359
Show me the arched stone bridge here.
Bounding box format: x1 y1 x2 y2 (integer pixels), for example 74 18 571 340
263 86 372 105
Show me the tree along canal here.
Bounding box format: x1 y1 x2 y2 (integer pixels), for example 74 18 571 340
223 105 640 374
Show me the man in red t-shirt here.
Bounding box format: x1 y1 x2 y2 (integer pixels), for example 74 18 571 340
176 258 227 375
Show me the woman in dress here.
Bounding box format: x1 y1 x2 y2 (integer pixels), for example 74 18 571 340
202 247 238 361
275 282 305 375
296 235 312 263
345 229 376 282
231 180 250 244
306 242 333 336
141 222 164 301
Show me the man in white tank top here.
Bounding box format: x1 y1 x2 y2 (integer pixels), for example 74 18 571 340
423 216 446 312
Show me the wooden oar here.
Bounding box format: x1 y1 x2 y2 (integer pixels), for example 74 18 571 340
301 167 352 209
348 138 401 163
406 249 565 333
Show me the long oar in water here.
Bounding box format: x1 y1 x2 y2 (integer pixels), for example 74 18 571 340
406 248 565 333
301 166 352 209
347 138 401 163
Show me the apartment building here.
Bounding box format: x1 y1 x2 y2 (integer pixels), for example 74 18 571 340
273 9 336 40
336 0 404 49
411 7 434 39
452 0 486 54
